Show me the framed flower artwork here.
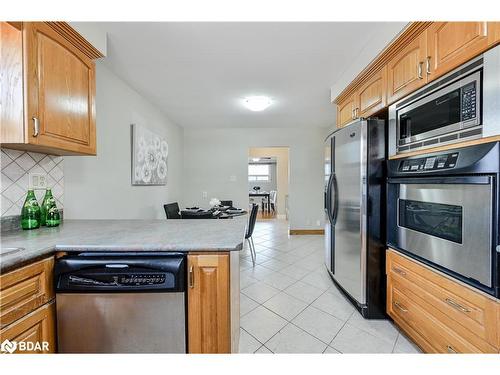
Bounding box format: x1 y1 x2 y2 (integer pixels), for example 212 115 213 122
131 124 168 185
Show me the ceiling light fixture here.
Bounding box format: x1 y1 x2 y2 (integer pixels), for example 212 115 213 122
243 96 273 112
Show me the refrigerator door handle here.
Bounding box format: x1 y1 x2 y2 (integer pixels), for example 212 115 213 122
332 173 339 225
325 174 334 225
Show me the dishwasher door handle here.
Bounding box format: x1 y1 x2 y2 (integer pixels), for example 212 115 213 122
188 266 194 288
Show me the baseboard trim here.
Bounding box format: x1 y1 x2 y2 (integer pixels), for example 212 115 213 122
289 229 324 235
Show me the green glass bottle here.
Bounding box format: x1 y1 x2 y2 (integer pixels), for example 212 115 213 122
21 190 41 230
45 206 61 227
40 188 56 226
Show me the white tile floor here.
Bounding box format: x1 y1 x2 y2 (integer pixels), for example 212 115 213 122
239 219 422 354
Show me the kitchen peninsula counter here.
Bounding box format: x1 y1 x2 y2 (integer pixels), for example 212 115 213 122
0 218 247 273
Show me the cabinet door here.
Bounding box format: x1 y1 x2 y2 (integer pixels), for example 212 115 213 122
487 22 500 47
25 22 96 155
0 302 56 353
187 254 230 353
356 66 387 118
387 31 427 104
336 94 358 128
0 22 24 144
0 257 54 329
427 22 490 81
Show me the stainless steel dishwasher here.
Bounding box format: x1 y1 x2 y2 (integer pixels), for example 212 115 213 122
55 252 186 353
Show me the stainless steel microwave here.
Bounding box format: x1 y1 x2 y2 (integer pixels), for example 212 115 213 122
389 45 500 157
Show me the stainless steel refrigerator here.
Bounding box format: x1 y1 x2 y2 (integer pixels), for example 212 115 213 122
324 119 386 318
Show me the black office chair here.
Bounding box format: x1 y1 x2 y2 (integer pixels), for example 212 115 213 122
245 204 259 265
164 202 181 219
220 200 233 207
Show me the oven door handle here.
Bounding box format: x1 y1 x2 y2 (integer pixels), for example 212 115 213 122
387 176 492 185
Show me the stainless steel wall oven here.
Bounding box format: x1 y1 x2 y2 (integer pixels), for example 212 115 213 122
387 142 500 298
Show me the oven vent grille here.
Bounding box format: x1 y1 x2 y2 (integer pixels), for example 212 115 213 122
459 128 482 138
423 139 439 146
439 134 458 143
410 142 423 149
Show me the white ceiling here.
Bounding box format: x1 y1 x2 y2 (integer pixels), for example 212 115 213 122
98 22 406 129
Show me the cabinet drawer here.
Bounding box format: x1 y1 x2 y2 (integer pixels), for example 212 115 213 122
0 301 56 353
387 250 499 351
388 281 495 353
0 257 54 328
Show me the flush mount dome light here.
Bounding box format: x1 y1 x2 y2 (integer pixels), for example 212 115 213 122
243 96 273 111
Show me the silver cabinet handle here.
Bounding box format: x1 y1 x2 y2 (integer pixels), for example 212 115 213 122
418 62 424 79
394 301 408 313
445 298 471 313
188 265 194 288
426 56 431 75
351 108 356 120
447 345 457 353
392 267 407 276
355 108 359 118
32 117 39 137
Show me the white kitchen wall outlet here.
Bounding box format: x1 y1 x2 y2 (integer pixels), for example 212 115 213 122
29 173 47 189
202 191 208 199
316 220 321 227
229 175 237 182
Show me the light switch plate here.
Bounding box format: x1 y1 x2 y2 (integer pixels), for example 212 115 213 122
202 191 208 199
29 173 47 189
230 175 237 182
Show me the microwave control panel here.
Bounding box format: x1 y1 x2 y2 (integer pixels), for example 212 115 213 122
461 82 477 121
399 152 459 172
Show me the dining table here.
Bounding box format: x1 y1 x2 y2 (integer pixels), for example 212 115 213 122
249 192 271 212
181 207 247 219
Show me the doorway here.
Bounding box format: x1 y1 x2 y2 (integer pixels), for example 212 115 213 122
248 147 290 222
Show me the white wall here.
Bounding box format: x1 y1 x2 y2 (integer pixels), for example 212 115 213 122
330 22 407 101
64 62 183 219
182 128 324 230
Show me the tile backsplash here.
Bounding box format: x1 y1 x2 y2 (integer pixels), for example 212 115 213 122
1 148 64 217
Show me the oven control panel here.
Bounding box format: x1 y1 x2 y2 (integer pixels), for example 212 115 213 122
399 152 459 172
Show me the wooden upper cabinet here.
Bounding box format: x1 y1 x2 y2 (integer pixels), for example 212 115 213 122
426 22 490 81
387 31 428 104
0 22 101 155
336 94 358 128
355 66 387 118
187 254 230 353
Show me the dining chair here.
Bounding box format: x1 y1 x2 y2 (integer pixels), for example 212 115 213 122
269 190 277 213
245 204 259 265
164 202 181 219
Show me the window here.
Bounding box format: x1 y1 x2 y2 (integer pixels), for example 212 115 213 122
248 164 270 181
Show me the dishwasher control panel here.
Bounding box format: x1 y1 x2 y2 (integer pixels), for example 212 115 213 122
55 254 186 292
68 272 169 287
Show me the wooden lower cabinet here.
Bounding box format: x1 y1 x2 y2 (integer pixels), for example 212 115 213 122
0 257 54 329
187 253 231 353
387 249 500 353
0 301 56 353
